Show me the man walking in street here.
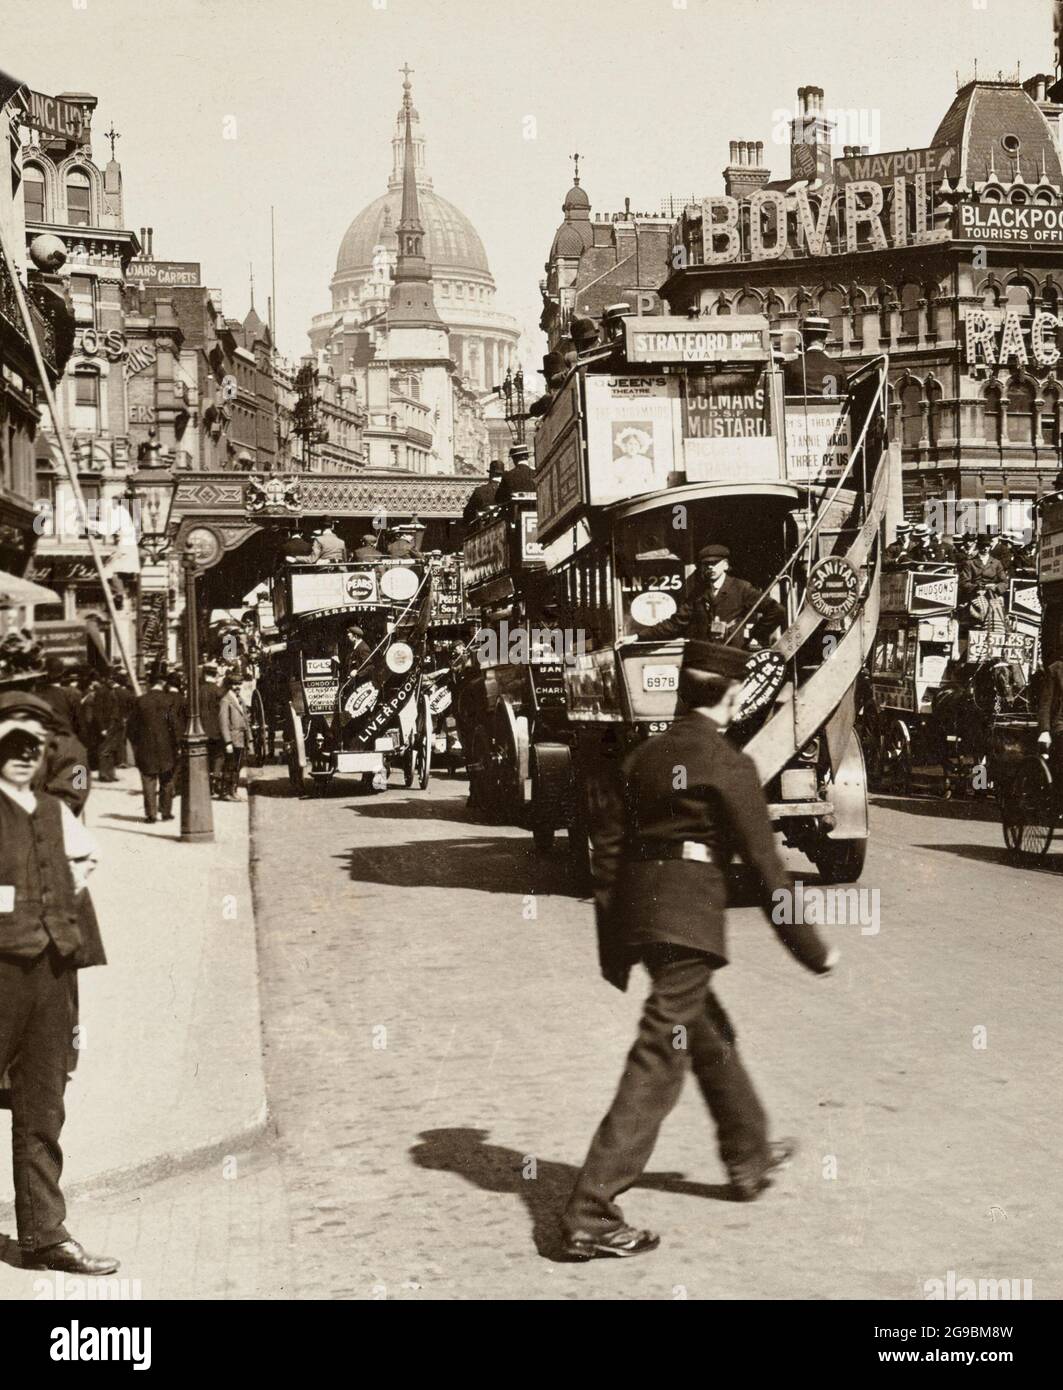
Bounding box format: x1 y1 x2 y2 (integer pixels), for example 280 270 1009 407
198 663 225 797
0 691 117 1277
560 641 837 1261
128 671 179 822
218 675 249 801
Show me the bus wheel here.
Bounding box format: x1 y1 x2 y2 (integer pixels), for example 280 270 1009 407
814 837 867 885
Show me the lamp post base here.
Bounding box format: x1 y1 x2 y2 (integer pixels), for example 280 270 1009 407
180 731 215 843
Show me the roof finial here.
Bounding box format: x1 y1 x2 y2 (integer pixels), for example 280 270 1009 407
249 262 255 309
104 122 120 160
400 62 414 110
571 151 581 186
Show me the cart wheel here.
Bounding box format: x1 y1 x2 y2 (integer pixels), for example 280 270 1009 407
249 689 268 766
415 695 433 791
493 699 529 818
286 744 304 795
882 718 912 794
814 837 867 885
1001 757 1055 862
468 724 502 820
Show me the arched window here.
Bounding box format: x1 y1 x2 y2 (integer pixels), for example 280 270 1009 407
66 168 91 227
982 281 1001 310
1005 280 1034 317
983 383 1002 444
926 378 943 448
818 288 846 345
1005 379 1034 443
763 292 784 326
1042 283 1060 315
736 291 761 316
900 381 923 448
23 164 45 222
900 283 921 337
1042 384 1060 449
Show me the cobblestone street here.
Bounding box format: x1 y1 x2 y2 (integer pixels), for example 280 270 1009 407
5 769 1059 1302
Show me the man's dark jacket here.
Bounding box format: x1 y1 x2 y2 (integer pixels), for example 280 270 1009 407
128 688 180 774
960 552 1008 598
462 479 499 525
591 712 830 990
646 573 785 648
1038 660 1063 737
494 463 536 507
199 680 223 740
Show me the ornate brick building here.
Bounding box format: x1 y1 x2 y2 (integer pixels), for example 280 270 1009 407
663 68 1063 536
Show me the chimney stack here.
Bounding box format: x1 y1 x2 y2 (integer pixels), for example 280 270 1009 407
723 137 771 197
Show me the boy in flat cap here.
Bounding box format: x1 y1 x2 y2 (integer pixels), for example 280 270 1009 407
644 543 785 650
0 692 117 1276
560 642 837 1261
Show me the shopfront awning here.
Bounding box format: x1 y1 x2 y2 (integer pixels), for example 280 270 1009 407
0 569 60 607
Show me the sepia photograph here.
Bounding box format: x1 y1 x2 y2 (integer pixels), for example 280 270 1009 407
0 0 1060 1356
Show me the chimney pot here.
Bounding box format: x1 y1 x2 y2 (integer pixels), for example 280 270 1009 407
755 140 764 165
729 141 738 162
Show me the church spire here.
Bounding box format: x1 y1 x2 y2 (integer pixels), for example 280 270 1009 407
389 66 444 327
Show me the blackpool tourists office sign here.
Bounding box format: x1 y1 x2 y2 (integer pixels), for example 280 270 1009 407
954 202 1063 248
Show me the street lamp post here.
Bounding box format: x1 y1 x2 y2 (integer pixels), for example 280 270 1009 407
179 541 214 843
123 433 214 843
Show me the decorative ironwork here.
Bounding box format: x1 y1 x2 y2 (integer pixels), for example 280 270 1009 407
174 471 478 520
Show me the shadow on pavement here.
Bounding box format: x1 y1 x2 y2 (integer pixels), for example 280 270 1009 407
349 796 479 825
408 1127 733 1259
915 842 1063 873
335 836 591 898
871 794 1000 824
0 1234 22 1269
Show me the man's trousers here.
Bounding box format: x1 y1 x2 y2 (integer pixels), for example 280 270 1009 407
140 767 175 820
0 947 76 1251
563 944 770 1235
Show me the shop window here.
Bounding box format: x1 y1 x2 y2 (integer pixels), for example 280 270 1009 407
66 169 92 227
1005 380 1034 443
23 164 45 222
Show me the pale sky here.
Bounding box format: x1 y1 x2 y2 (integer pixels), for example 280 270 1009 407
1 0 1055 372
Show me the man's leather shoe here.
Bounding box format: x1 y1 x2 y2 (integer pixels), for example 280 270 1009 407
729 1137 798 1201
24 1239 120 1276
560 1224 660 1261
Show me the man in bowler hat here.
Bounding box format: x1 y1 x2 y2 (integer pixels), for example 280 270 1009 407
560 641 837 1260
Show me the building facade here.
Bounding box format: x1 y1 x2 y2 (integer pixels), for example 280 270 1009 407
540 166 678 356
19 90 141 652
662 68 1063 534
